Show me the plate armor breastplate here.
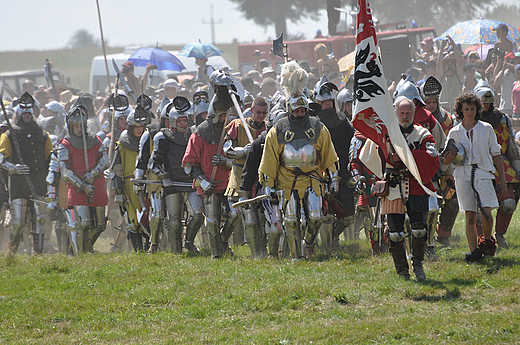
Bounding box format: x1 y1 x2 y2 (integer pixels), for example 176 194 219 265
281 138 318 168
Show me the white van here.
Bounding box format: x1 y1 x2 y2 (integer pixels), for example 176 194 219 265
89 46 230 95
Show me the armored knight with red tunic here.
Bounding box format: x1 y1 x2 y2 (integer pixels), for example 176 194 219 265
58 99 109 253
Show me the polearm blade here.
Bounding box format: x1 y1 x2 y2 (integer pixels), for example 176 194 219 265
130 179 193 188
112 58 137 103
230 91 254 144
232 194 268 208
44 59 60 101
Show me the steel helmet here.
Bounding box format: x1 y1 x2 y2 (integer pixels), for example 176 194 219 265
473 80 495 103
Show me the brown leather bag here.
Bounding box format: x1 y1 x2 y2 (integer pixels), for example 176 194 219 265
374 180 389 198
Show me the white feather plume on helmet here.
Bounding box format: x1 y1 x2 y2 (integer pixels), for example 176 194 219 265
280 61 309 98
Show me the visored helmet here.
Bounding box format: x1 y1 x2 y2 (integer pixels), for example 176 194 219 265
126 104 149 137
136 94 153 111
313 74 338 102
127 104 150 127
18 91 35 110
420 76 442 101
192 87 209 105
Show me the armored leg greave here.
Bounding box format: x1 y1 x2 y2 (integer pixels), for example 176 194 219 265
284 192 303 259
242 203 265 259
204 193 222 258
149 192 163 249
319 214 335 250
303 188 323 257
220 196 242 254
72 206 92 254
9 198 29 254
184 192 204 253
165 193 184 253
89 206 106 253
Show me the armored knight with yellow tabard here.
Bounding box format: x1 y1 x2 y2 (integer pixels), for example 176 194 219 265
111 104 151 252
259 61 339 260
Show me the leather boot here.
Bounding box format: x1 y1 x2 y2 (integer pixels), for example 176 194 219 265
129 231 143 253
389 242 410 279
411 237 426 281
221 213 241 243
184 214 203 253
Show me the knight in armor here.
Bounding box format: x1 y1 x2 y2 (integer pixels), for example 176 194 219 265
313 75 356 250
45 134 69 254
420 76 459 247
150 97 204 254
111 104 151 252
193 88 210 126
393 75 446 261
182 69 243 258
134 95 171 253
474 81 520 249
224 97 267 258
58 99 109 253
383 97 440 280
0 92 53 254
259 61 339 260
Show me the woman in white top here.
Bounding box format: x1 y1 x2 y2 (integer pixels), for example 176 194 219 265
443 93 507 262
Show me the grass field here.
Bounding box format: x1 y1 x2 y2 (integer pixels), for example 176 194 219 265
1 214 519 344
0 43 239 95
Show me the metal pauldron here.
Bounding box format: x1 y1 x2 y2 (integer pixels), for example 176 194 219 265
223 140 251 160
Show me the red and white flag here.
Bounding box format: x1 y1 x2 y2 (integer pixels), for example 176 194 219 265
352 0 436 196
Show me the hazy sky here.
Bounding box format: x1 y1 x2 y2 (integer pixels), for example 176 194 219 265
1 0 517 52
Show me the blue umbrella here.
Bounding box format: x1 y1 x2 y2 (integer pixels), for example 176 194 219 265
437 19 520 45
178 39 223 59
128 47 186 71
